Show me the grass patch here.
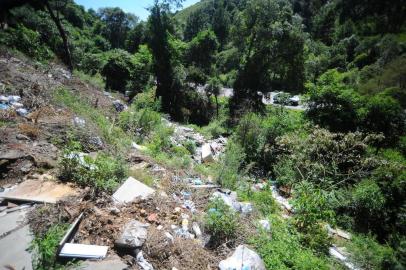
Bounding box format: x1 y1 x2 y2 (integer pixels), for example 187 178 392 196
73 70 105 89
129 167 155 187
30 224 70 270
53 86 131 152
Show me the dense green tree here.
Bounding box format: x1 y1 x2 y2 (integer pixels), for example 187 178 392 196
147 0 182 116
98 7 137 49
306 69 362 132
183 9 210 41
361 94 406 147
185 29 219 75
212 0 230 48
125 22 145 53
230 0 305 119
101 49 134 93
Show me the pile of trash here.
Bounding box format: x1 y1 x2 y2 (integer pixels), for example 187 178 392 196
0 95 28 116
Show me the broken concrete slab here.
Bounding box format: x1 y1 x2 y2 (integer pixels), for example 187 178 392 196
115 220 149 249
59 243 108 259
78 255 128 270
112 177 155 204
201 143 214 163
219 245 266 270
0 225 33 270
0 179 79 203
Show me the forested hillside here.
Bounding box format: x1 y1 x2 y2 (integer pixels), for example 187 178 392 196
0 0 405 269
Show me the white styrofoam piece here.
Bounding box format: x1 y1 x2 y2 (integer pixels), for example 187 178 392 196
59 243 108 259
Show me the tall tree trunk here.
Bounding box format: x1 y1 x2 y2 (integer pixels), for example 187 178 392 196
215 94 219 119
44 0 73 71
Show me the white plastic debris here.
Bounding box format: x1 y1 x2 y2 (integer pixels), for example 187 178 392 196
258 220 271 231
329 246 359 270
115 220 149 249
219 245 266 270
212 190 241 212
132 142 147 152
136 251 154 270
270 185 293 212
192 222 202 238
16 108 28 116
240 202 253 214
73 116 86 127
59 243 108 259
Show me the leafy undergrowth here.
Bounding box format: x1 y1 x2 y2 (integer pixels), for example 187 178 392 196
249 215 343 270
30 224 71 270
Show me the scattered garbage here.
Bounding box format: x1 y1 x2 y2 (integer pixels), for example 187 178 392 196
329 246 358 270
132 142 147 152
0 103 9 110
219 245 266 270
259 219 271 231
183 200 196 213
192 222 202 238
240 202 253 214
73 116 86 127
112 177 155 204
112 100 127 112
326 225 352 240
59 243 108 259
270 184 293 212
15 108 28 116
136 251 154 270
115 220 149 249
212 190 242 212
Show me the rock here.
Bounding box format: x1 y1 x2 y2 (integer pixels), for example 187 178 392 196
201 143 214 163
112 177 155 204
219 245 266 270
147 213 158 223
136 251 154 270
115 220 149 249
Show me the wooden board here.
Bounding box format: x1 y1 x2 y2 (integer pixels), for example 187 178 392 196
0 180 79 203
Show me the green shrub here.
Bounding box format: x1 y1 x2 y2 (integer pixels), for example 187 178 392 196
346 234 396 270
204 198 238 247
182 140 196 155
131 89 161 111
249 215 333 270
30 224 69 270
238 186 279 216
60 149 127 194
292 182 333 254
215 140 246 189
